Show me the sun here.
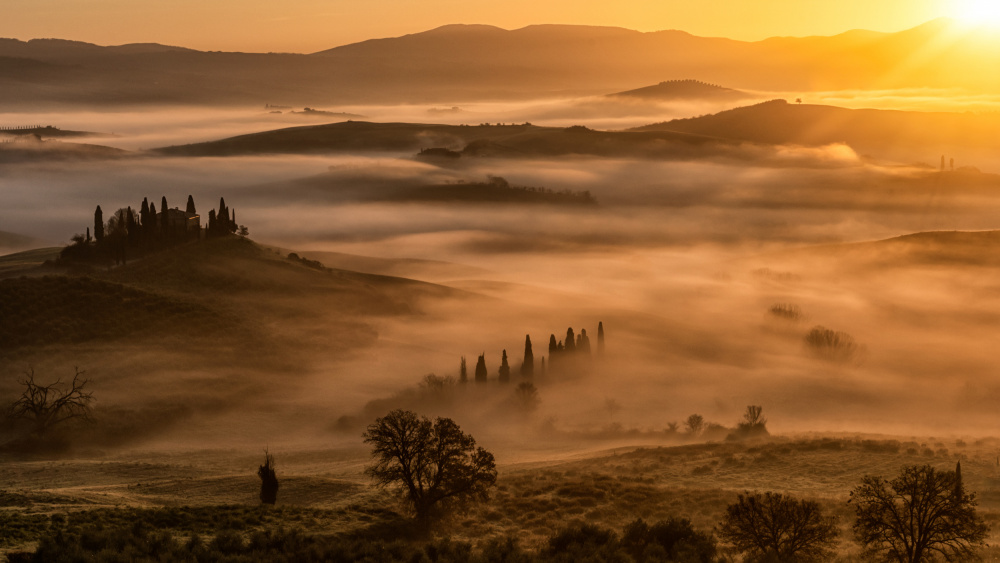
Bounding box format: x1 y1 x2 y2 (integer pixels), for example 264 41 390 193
953 0 1000 27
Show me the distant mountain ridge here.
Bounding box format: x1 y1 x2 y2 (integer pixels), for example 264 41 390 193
1 18 998 107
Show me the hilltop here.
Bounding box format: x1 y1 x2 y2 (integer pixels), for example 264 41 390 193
607 79 750 102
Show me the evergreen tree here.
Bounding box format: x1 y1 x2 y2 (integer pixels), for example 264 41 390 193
580 329 591 356
548 334 558 369
597 321 605 357
231 209 237 233
125 207 136 245
186 194 196 214
208 209 217 234
94 205 104 242
160 196 169 235
475 354 488 384
499 350 510 383
565 328 576 353
955 461 964 500
86 227 91 243
219 197 229 233
459 356 467 384
520 335 534 377
139 198 150 233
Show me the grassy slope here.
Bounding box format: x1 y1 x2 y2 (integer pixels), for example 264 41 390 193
2 435 1000 558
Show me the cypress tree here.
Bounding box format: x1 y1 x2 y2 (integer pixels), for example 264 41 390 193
186 194 196 214
540 357 546 378
565 328 576 353
140 198 150 230
160 196 169 235
231 209 237 233
208 209 217 234
548 334 558 368
499 350 510 383
459 356 467 384
475 354 488 384
954 461 964 500
126 207 136 244
520 335 534 377
580 329 591 356
597 321 605 357
94 205 104 242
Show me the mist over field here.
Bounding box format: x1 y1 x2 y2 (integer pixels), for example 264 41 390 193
4 101 1000 451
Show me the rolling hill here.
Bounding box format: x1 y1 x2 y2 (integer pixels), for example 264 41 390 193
632 99 1000 156
2 19 1000 107
607 79 750 102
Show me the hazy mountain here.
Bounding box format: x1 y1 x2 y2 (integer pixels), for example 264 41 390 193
2 18 1000 107
632 99 1000 156
607 79 750 101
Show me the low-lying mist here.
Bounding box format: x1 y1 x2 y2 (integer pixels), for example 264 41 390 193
4 104 1000 457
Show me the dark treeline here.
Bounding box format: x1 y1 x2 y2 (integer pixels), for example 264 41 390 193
59 195 244 266
462 321 605 386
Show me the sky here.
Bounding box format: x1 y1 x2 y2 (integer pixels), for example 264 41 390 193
1 0 967 53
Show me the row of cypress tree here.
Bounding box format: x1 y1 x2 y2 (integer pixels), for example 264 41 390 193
459 322 606 384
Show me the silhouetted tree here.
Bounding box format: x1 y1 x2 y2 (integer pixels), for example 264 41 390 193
540 357 546 377
7 368 93 438
498 350 511 383
139 198 150 236
732 405 769 440
475 354 487 384
237 225 249 238
621 517 717 563
258 449 279 505
718 491 838 562
548 334 558 366
597 321 605 357
685 414 705 436
186 194 196 214
513 381 539 412
851 464 988 563
520 335 534 377
363 409 497 522
459 356 467 384
579 328 591 356
565 328 576 353
160 196 169 236
208 209 217 233
94 205 104 242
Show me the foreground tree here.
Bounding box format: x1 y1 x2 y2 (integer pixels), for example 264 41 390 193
717 491 838 562
6 368 94 438
363 410 497 522
257 449 279 505
851 464 988 563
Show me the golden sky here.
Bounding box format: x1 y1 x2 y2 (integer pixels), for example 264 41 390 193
0 0 968 53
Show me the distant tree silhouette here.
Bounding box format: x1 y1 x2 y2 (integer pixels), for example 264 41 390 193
94 205 104 242
540 357 546 377
186 194 196 214
851 464 987 563
498 350 511 383
564 328 576 353
139 198 150 239
160 196 169 236
475 354 487 384
548 334 558 363
685 414 705 436
520 335 534 377
950 157 955 171
597 321 605 357
208 209 217 233
513 381 539 412
718 491 838 562
258 449 279 505
732 405 769 439
579 328 591 356
459 356 467 384
363 409 497 522
237 225 249 238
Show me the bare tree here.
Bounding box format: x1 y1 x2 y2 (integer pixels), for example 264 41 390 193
363 409 497 522
851 464 988 562
7 368 94 437
718 491 838 562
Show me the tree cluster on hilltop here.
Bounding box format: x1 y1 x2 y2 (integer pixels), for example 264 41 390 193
59 195 247 265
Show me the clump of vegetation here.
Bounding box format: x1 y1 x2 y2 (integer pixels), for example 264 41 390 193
728 405 769 441
804 325 865 362
258 449 279 505
768 303 802 321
